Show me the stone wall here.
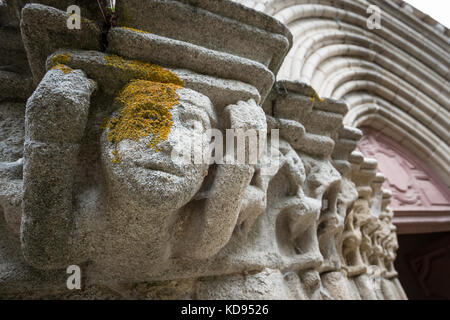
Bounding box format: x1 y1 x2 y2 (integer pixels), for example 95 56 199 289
0 0 409 299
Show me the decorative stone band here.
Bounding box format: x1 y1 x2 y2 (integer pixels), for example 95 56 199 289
107 27 275 102
116 0 292 74
20 2 291 104
263 80 348 158
46 50 260 111
0 0 408 299
256 79 406 299
393 210 450 235
332 126 363 176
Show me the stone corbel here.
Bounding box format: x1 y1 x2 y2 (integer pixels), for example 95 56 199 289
16 1 294 285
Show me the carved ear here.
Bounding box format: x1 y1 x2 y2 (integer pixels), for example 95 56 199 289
222 100 267 165
223 99 267 131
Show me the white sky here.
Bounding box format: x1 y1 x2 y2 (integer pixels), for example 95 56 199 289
405 0 450 28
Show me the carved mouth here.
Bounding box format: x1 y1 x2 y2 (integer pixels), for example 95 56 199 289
133 158 184 177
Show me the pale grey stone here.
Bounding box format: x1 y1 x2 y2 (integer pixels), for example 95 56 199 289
0 0 409 300
0 102 25 162
20 3 102 84
116 0 292 74
107 27 275 102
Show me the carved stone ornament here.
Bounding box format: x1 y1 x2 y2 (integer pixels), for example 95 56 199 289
0 0 407 299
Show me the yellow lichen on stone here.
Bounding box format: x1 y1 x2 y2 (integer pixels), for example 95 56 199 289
104 55 183 86
308 86 324 103
50 53 71 66
102 55 184 163
51 63 72 74
111 149 120 164
103 79 182 162
121 26 150 34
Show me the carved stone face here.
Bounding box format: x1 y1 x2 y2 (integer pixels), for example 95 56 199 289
301 156 341 272
341 200 367 275
317 181 342 271
101 87 216 211
360 215 379 265
386 233 398 261
370 229 384 266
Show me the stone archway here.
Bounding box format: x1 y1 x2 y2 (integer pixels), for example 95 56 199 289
358 127 450 235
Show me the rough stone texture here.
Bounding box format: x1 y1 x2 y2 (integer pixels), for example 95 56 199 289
116 0 292 74
195 268 300 300
0 103 25 162
0 0 416 300
20 3 102 84
44 50 261 111
0 1 28 74
107 27 274 103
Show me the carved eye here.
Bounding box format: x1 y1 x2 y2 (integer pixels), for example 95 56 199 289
179 108 205 131
185 119 202 131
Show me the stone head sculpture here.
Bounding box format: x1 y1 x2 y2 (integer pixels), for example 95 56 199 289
367 174 388 270
379 189 399 277
16 1 292 283
262 80 350 298
349 156 379 265
341 151 368 276
0 0 409 300
100 79 217 212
